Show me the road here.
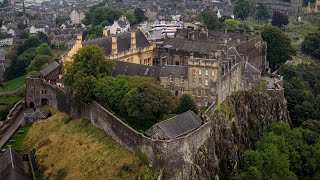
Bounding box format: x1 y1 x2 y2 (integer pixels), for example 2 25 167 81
0 108 33 149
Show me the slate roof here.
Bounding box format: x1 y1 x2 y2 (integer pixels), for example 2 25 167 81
25 108 50 120
160 65 188 78
0 146 26 180
40 61 60 77
111 60 161 79
162 38 220 54
83 30 151 56
146 110 202 139
117 18 130 28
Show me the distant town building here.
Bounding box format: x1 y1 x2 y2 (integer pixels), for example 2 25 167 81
252 0 302 16
70 9 85 25
104 16 130 35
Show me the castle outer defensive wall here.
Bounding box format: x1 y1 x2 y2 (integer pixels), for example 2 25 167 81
26 76 213 179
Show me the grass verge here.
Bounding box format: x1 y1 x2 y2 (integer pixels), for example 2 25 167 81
0 75 26 92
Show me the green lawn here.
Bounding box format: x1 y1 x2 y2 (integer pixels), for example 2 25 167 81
0 75 26 92
0 96 19 105
6 125 32 152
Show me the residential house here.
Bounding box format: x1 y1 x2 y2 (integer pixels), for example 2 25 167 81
105 16 130 35
70 9 85 25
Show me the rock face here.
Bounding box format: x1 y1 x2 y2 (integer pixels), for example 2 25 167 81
192 89 290 179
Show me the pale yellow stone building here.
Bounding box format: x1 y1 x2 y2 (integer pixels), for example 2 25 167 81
62 30 155 66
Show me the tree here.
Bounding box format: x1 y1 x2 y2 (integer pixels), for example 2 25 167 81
124 82 178 123
254 3 270 23
134 8 147 24
19 31 29 39
234 0 251 20
176 94 198 114
65 45 115 102
36 32 49 44
272 11 289 28
27 55 54 72
83 6 122 26
125 11 137 25
17 35 42 55
224 19 241 31
36 43 52 56
261 26 295 70
301 31 320 60
84 25 103 40
56 15 70 26
201 11 221 30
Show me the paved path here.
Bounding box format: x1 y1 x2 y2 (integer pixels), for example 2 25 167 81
0 108 33 149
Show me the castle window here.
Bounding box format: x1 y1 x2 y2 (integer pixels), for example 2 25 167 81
192 89 195 96
212 70 215 77
199 69 202 75
205 90 209 97
192 69 195 75
198 89 202 97
192 80 195 85
199 78 202 86
181 77 184 84
205 70 209 76
205 79 208 86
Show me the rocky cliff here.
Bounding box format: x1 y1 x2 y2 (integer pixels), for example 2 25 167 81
191 89 290 179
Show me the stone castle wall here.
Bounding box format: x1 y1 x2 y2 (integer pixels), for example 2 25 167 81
26 77 212 179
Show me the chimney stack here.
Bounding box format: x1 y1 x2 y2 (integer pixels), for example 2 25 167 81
130 31 136 50
111 35 118 55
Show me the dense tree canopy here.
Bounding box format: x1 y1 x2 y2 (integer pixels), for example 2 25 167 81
124 82 178 123
134 8 147 24
27 55 54 72
176 94 198 114
201 11 221 30
65 45 115 102
280 63 320 126
83 6 122 26
235 122 320 180
261 26 295 70
271 11 289 28
17 35 42 55
234 0 251 20
223 19 241 31
254 3 270 23
301 31 320 60
36 43 52 56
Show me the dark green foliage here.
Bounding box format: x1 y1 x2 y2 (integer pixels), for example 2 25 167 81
280 64 320 126
123 82 178 124
124 11 137 25
83 6 122 26
27 55 54 72
17 35 42 55
200 11 221 30
65 45 115 103
176 94 198 114
254 3 270 23
4 48 37 80
36 43 52 56
94 75 156 113
261 26 295 70
134 8 147 24
19 31 29 39
55 15 70 26
56 168 67 179
301 31 320 60
271 11 289 28
223 19 241 32
83 25 103 40
234 0 251 20
236 122 320 180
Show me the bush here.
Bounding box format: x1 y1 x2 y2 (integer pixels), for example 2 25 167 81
63 116 72 124
135 147 149 165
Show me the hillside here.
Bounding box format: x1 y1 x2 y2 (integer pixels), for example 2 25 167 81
23 109 150 180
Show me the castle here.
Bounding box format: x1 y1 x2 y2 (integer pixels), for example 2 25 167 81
25 27 285 179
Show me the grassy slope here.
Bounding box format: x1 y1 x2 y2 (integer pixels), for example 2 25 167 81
0 96 19 105
23 110 148 180
0 75 26 92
